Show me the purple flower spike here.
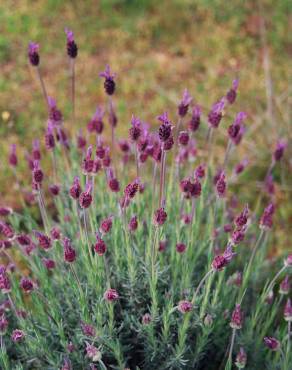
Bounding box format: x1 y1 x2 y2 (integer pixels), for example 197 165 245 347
20 277 34 293
129 115 142 142
279 275 290 295
178 89 192 117
49 184 60 197
11 329 25 342
142 313 152 324
42 258 55 270
48 97 63 126
0 221 14 239
264 336 280 351
212 245 236 271
94 238 107 256
69 176 82 200
81 322 96 337
32 139 41 161
284 254 292 267
77 129 86 150
235 347 247 369
45 122 55 150
158 112 173 142
99 64 116 95
32 160 44 184
63 237 76 263
82 146 94 174
104 288 119 302
259 203 275 230
128 215 138 232
178 300 193 313
28 42 40 66
79 180 93 209
88 107 104 134
9 144 18 167
176 243 187 254
231 228 246 245
86 342 101 362
65 28 78 58
100 217 113 234
124 179 140 199
235 204 249 229
216 171 226 198
273 139 287 162
208 98 225 128
226 79 239 104
0 207 13 217
228 112 247 145
178 131 190 146
234 158 249 176
154 208 167 226
195 164 205 179
230 304 243 329
188 105 201 132
34 230 51 250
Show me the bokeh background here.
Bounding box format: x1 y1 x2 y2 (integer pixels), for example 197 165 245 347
0 0 291 250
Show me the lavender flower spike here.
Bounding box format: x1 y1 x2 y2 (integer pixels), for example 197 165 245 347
273 139 287 162
264 336 280 351
28 42 40 66
158 112 173 142
212 245 236 271
284 254 292 267
48 97 63 126
259 203 275 230
188 105 201 132
235 347 247 369
226 79 239 104
208 97 225 128
129 115 142 142
178 89 192 117
230 304 243 329
79 180 93 209
9 144 18 167
99 64 116 95
88 106 105 134
45 122 55 150
65 28 78 58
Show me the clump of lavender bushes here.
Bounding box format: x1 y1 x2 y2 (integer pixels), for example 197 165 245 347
0 30 291 370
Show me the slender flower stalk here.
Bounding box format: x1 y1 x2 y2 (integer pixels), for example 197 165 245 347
159 148 166 207
36 66 49 108
265 265 287 296
191 269 214 304
239 228 265 302
224 329 236 370
28 42 49 108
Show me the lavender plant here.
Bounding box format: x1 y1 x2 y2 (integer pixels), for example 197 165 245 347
0 30 291 370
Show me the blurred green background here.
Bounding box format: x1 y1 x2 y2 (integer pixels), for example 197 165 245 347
0 0 290 250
